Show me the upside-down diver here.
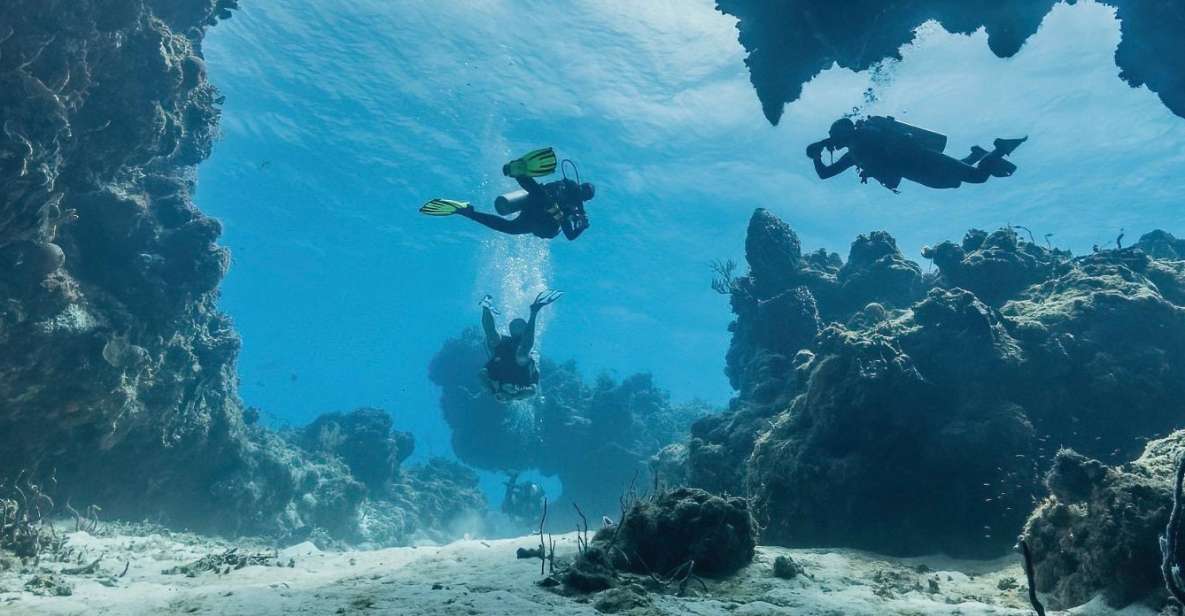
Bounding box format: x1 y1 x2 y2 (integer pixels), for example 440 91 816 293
478 290 562 401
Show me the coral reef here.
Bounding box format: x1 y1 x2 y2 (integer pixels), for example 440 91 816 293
429 332 709 523
689 209 1185 558
1022 433 1185 610
716 1 1185 125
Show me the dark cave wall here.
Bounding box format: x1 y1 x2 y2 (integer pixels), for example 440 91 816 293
688 209 1185 561
716 0 1185 125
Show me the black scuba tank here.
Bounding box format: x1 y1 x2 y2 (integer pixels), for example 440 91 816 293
864 116 948 153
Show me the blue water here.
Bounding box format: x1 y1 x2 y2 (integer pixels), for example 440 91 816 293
197 0 1185 498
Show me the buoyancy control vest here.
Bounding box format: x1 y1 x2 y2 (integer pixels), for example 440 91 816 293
485 336 539 387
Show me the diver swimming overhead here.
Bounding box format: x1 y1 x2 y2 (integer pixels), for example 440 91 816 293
478 290 562 402
420 147 594 240
805 116 1027 192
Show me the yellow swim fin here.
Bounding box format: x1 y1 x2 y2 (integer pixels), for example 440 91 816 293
419 198 470 217
503 147 557 178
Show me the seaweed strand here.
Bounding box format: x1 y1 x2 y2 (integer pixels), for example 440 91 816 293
1020 539 1045 616
1161 451 1185 605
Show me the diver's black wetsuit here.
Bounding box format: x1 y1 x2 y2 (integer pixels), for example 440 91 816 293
808 118 1024 191
485 336 540 387
479 290 560 401
462 177 589 240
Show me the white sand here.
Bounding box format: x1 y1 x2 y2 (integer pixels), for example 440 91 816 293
0 529 1158 615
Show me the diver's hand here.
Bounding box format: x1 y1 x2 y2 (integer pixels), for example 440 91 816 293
530 290 563 313
806 142 825 160
479 294 500 315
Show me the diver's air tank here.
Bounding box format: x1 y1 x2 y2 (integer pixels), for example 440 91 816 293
495 189 531 215
867 116 948 153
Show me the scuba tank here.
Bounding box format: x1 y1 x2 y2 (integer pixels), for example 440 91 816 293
496 159 593 218
863 116 948 153
495 189 531 215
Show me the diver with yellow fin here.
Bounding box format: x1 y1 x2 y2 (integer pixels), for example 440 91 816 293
806 116 1027 192
420 147 593 240
478 290 562 402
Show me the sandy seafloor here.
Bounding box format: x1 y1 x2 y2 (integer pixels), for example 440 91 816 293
0 527 1157 615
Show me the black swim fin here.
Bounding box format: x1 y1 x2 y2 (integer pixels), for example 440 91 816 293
980 157 1018 178
961 146 989 165
992 137 1028 157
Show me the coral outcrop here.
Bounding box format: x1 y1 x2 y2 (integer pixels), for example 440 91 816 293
356 457 486 547
300 407 416 491
559 487 757 595
601 487 757 579
716 1 1185 125
689 209 1185 558
1021 433 1185 610
277 407 485 547
429 332 709 523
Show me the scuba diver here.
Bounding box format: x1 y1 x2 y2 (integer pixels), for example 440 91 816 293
478 290 562 401
501 472 546 525
420 147 593 240
806 116 1027 192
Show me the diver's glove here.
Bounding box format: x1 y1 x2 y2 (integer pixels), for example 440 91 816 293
806 141 825 160
479 294 500 315
530 290 563 313
503 147 558 178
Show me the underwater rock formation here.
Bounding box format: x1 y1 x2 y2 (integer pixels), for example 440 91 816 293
922 228 1068 306
300 407 416 491
429 331 709 523
601 487 757 579
0 0 267 529
1022 433 1185 609
561 487 757 595
357 457 486 547
0 0 478 547
716 1 1185 125
689 208 1185 558
285 407 485 547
